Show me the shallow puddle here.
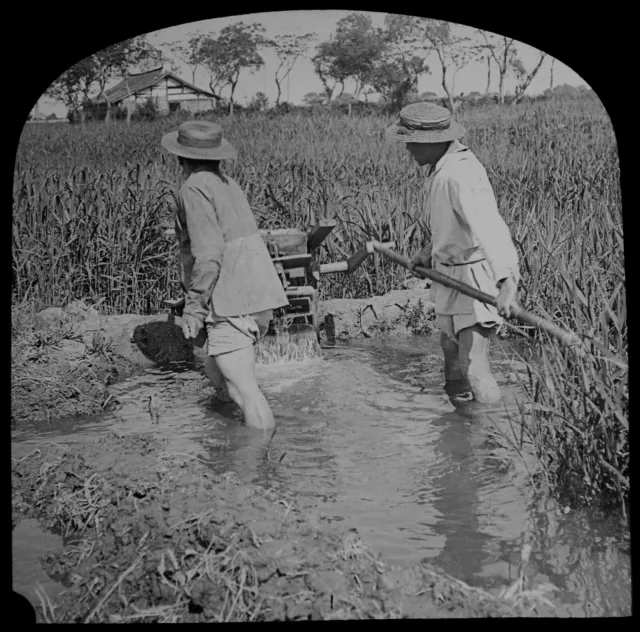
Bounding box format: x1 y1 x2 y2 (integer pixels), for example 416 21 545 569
12 519 66 615
12 336 631 617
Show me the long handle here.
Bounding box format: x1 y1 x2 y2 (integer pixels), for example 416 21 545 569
319 261 348 274
369 242 584 351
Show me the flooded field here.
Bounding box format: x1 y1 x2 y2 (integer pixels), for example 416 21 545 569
12 336 631 618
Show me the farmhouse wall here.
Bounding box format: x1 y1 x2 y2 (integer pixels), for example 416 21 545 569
180 99 216 112
120 95 214 112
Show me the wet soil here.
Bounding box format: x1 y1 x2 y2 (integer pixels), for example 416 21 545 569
11 435 532 622
17 294 630 620
12 288 438 428
11 293 548 621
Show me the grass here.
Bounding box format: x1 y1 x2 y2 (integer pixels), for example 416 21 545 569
12 97 627 510
14 443 541 622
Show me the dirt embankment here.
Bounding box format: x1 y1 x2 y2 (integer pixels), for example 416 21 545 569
12 290 556 621
11 283 436 427
12 434 542 622
319 280 436 341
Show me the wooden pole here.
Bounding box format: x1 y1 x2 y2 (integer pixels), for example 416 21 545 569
368 242 585 352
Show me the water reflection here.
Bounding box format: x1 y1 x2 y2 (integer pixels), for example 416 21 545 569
425 411 496 584
199 343 631 616
203 391 341 502
11 337 631 617
523 501 631 616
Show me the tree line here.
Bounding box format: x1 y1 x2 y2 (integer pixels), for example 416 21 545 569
43 13 556 120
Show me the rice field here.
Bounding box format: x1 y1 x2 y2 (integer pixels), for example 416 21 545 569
12 98 627 511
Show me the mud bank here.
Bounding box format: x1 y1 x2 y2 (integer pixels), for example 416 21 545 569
12 287 437 427
11 295 562 620
12 435 545 622
319 280 436 340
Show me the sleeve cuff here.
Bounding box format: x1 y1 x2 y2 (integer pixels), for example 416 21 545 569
495 269 520 288
183 298 209 322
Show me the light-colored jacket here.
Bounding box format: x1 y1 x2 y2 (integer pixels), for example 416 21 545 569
175 168 289 321
424 140 521 315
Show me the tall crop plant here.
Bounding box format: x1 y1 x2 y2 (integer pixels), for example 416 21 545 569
13 98 626 509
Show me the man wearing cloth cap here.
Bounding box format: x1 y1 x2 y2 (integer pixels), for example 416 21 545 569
161 120 289 429
386 102 520 405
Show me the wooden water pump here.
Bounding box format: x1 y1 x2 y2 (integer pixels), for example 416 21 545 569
164 219 392 340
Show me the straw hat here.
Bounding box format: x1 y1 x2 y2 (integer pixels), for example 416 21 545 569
161 120 237 160
385 102 466 144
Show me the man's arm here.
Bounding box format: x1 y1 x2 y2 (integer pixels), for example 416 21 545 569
175 213 193 294
179 183 225 322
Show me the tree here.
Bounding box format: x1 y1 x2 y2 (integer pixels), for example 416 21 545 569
549 57 556 91
247 91 269 112
475 31 520 104
367 14 430 111
311 13 385 102
512 51 547 104
44 36 165 123
422 20 475 113
330 13 385 100
45 56 99 123
193 22 267 115
92 37 165 122
268 33 315 106
302 92 326 106
475 31 547 106
334 92 357 116
368 56 427 111
130 38 167 73
163 36 202 84
484 54 492 95
382 14 431 62
92 37 160 97
312 49 342 102
549 83 580 99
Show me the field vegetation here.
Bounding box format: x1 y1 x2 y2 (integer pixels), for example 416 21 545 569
13 96 627 512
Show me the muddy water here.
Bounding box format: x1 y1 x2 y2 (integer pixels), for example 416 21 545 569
12 337 630 617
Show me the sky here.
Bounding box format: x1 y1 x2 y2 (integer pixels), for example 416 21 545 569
34 10 590 117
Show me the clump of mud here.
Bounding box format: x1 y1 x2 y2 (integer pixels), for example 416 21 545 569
11 302 119 425
12 435 539 622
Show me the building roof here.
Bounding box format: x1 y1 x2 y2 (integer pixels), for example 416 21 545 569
99 66 217 103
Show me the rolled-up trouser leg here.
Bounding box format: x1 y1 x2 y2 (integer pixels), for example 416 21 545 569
437 315 472 401
458 324 502 404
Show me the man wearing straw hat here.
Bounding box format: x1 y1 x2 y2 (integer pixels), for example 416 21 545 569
161 120 289 430
386 102 520 405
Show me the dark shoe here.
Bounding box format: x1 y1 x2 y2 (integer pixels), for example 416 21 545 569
445 378 473 399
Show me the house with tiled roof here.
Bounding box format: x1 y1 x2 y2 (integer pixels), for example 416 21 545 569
90 66 219 120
